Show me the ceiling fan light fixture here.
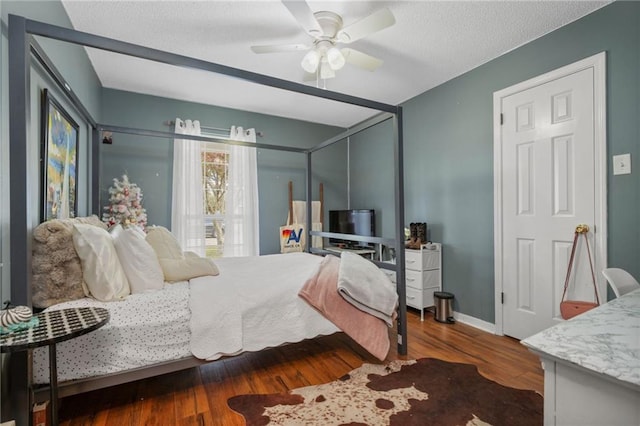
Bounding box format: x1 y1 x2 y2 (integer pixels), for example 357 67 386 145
319 61 335 79
326 46 345 70
301 49 320 73
253 3 395 83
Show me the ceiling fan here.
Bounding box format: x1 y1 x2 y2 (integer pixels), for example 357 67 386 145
251 1 395 82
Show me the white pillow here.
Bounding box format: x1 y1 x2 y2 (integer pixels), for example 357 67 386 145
72 223 130 302
110 225 164 293
129 224 147 238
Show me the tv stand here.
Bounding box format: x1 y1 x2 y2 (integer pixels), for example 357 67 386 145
324 245 376 260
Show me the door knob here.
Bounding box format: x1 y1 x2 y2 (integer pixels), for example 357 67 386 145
575 224 590 234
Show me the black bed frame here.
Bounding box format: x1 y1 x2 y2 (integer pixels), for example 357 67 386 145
8 14 406 424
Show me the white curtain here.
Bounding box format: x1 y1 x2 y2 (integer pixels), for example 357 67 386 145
172 118 206 256
224 126 260 257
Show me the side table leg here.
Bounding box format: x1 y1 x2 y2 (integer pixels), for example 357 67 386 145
48 343 59 426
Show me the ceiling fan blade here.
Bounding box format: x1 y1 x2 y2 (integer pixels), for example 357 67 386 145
281 0 323 36
250 44 309 54
336 8 395 43
341 48 383 71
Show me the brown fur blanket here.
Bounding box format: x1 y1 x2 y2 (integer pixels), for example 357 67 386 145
32 216 106 308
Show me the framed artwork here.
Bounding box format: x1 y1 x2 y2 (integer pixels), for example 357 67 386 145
41 89 79 221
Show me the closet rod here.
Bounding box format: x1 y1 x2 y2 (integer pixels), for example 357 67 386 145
163 120 264 137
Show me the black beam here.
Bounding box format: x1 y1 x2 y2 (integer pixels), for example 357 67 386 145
309 112 393 153
91 127 100 215
393 107 407 355
29 36 97 128
8 13 33 426
23 17 398 115
305 152 313 253
99 124 308 154
309 231 394 246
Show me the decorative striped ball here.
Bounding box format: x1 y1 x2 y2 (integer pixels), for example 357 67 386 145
0 305 32 327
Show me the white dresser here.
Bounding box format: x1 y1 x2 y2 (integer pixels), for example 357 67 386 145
384 243 442 321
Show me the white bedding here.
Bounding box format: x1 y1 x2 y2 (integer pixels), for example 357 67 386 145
190 252 339 360
33 281 192 384
33 253 339 384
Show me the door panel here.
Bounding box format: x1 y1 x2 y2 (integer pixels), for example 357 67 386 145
516 238 535 312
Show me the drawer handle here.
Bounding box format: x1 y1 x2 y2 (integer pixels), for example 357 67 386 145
407 278 416 282
407 296 416 300
406 260 416 264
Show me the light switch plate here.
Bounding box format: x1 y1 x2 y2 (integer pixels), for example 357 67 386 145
613 153 631 175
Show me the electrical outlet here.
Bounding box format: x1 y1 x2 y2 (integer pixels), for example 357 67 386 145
613 153 631 175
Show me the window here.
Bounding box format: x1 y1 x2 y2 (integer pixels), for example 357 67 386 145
201 142 229 258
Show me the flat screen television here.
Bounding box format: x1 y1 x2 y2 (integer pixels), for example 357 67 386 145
329 209 376 248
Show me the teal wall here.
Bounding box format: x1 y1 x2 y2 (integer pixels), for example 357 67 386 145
2 1 102 119
1 0 102 300
100 89 344 255
349 120 396 240
400 1 640 323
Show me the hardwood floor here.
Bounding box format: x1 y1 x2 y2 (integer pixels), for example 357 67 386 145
58 309 543 425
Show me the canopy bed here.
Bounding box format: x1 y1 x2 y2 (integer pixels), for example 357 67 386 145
7 14 407 423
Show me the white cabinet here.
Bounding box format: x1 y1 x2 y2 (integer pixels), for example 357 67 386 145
535 356 640 426
383 243 442 321
522 289 640 426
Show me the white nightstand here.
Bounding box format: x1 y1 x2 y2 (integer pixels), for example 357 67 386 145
383 243 442 321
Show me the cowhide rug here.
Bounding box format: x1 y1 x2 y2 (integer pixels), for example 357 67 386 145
227 357 543 426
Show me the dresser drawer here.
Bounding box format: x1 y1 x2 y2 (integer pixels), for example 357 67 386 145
405 269 422 289
405 286 422 309
405 247 440 271
406 269 440 290
406 285 439 309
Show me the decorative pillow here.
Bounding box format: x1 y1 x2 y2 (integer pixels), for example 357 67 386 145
146 226 219 282
31 215 106 308
145 226 183 259
110 225 164 294
157 257 219 282
72 223 130 302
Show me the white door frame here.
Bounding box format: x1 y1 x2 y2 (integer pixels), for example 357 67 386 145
493 52 608 336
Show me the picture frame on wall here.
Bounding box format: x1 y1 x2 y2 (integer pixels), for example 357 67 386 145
41 89 79 221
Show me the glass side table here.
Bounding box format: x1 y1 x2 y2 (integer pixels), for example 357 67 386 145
1 306 109 426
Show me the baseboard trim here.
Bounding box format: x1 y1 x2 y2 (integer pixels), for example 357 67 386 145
453 312 496 334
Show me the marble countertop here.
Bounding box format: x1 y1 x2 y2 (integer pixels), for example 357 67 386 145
522 289 640 389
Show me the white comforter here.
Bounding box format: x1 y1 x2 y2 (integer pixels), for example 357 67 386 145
33 252 339 383
190 252 339 360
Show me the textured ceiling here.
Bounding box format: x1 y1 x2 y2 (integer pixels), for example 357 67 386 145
61 0 610 128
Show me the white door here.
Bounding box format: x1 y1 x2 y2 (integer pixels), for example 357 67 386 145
494 53 607 339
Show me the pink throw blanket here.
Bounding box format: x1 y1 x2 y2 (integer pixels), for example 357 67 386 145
299 255 391 361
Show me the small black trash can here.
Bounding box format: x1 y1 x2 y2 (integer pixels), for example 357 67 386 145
434 291 455 323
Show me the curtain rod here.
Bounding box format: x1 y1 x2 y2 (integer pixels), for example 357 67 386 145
163 120 264 137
